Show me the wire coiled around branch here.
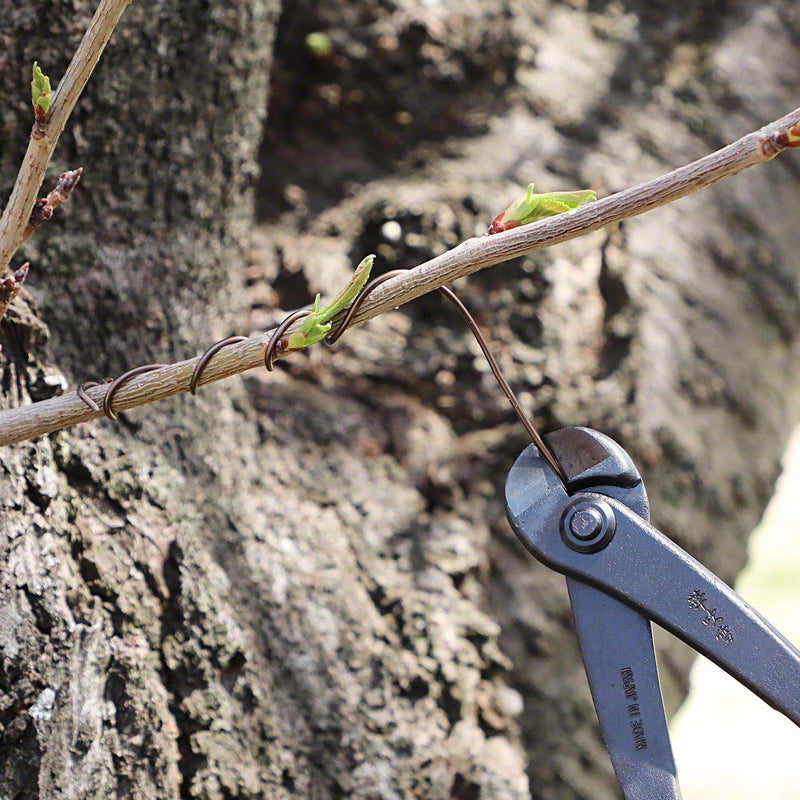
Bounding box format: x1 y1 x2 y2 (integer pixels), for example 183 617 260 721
78 268 567 485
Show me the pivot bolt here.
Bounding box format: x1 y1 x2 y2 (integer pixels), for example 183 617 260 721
569 508 604 540
561 498 616 553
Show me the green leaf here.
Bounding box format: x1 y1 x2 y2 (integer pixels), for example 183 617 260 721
490 183 596 233
316 254 374 325
31 62 52 117
285 255 374 351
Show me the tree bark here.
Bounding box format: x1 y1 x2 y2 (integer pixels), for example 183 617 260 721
2 1 800 799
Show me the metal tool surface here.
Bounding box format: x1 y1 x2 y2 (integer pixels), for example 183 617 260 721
505 427 800 799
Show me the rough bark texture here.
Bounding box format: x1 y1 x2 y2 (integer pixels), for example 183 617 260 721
2 1 800 799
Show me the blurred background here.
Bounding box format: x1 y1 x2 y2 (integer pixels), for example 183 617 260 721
673 428 800 799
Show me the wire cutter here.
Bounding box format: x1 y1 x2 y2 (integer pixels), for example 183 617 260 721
504 426 800 799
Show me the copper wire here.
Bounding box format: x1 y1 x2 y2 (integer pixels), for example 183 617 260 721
435 286 568 486
102 363 168 420
263 309 313 372
76 381 103 413
323 269 409 345
324 269 568 486
79 269 567 486
189 336 248 394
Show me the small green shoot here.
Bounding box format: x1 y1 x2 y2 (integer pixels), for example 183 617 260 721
285 255 374 351
489 183 596 233
306 32 334 58
31 62 52 122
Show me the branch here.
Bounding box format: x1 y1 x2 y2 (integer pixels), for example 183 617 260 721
0 168 83 324
1 109 799 447
0 263 30 321
22 168 83 242
0 0 132 274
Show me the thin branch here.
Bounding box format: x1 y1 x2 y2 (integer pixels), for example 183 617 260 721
22 167 84 244
0 263 29 321
1 109 799 447
0 0 132 274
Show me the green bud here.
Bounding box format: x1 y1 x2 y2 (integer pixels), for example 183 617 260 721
306 32 334 58
285 255 374 351
489 183 596 233
31 62 52 119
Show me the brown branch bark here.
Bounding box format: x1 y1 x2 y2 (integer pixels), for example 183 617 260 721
0 107 798 447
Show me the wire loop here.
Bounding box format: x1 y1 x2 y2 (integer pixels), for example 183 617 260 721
76 380 107 413
189 336 248 394
102 363 168 420
263 309 313 372
324 269 409 345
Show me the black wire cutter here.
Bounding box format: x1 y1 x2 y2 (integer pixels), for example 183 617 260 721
505 426 800 799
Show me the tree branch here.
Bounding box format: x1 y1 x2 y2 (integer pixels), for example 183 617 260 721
22 168 83 244
0 0 132 276
0 263 30 321
1 108 799 447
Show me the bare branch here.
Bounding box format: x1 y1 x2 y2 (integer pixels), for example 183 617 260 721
0 0 132 273
1 108 799 447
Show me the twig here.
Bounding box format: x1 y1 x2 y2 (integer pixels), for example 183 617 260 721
0 263 30 321
0 0 132 275
1 109 799 447
22 168 83 245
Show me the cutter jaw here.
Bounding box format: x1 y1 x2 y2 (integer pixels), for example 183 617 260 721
505 426 649 561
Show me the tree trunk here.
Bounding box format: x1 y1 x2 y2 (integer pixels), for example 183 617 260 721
2 1 800 798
